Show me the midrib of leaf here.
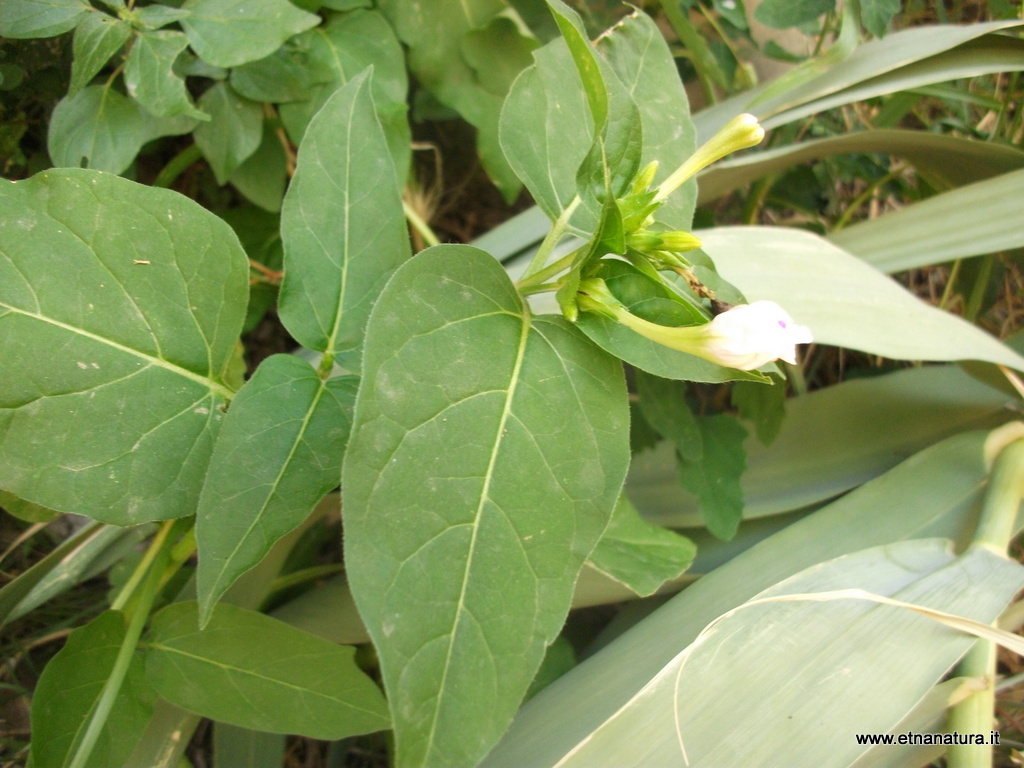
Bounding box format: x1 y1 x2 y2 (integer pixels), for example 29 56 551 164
203 379 329 605
143 641 385 717
1 303 234 400
420 305 532 762
324 80 357 356
319 27 347 80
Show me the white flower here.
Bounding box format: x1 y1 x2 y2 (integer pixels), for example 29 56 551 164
695 301 814 370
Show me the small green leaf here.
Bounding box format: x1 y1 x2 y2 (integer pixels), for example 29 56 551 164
48 85 147 173
196 355 358 624
193 82 263 184
0 0 89 38
753 0 835 29
635 371 701 459
279 70 411 371
545 0 607 127
732 378 786 446
70 11 131 94
132 5 191 29
0 170 248 523
30 611 154 768
125 30 208 119
461 16 538 97
860 0 901 37
229 122 287 213
229 45 315 104
180 0 320 68
144 602 389 739
587 496 696 597
0 488 58 522
500 39 593 227
677 414 748 539
343 245 629 767
279 10 411 183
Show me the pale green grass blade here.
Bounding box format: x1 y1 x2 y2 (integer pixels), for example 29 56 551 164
829 169 1024 273
482 428 1022 768
553 541 1024 768
694 21 1024 140
849 677 973 768
702 226 1024 370
698 131 1024 203
628 365 1014 526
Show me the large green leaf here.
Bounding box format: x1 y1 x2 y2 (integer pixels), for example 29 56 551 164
482 428 1024 768
342 244 629 767
70 11 132 94
193 82 263 185
628 365 1014 526
702 226 1024 370
31 611 154 768
278 10 411 183
0 170 248 523
196 354 357 624
124 30 207 119
829 168 1024 273
0 0 89 38
278 70 410 372
144 602 389 739
48 84 148 174
552 540 1024 767
180 0 320 68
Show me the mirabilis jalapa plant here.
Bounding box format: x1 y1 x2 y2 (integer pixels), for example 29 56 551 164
20 0 1024 767
0 1 830 765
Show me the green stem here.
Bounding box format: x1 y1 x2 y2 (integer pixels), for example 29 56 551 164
515 247 583 292
518 281 561 296
152 144 202 189
520 197 581 281
946 437 1024 768
403 201 441 248
69 519 185 768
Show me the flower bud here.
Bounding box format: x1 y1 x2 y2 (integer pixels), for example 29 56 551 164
654 114 765 203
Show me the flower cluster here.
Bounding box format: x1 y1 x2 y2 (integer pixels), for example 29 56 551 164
571 114 813 371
